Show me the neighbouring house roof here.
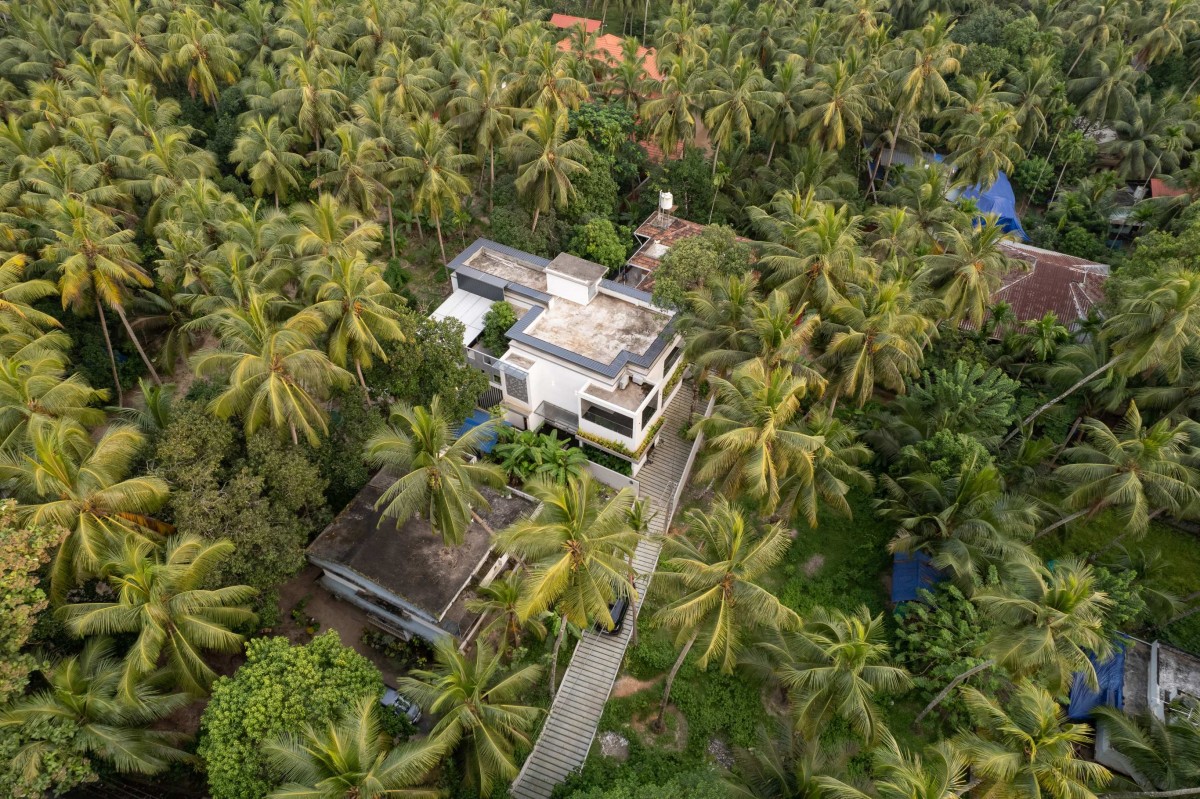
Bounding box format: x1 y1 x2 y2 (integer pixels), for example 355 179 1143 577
1150 178 1189 199
549 13 600 33
1068 645 1127 721
637 137 684 164
623 210 751 291
445 238 676 379
964 241 1109 336
431 288 494 346
890 551 944 604
554 31 662 81
307 474 534 624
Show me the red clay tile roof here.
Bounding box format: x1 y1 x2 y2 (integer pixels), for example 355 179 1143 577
549 13 600 32
637 137 684 163
555 33 662 81
1150 178 1188 199
965 241 1109 336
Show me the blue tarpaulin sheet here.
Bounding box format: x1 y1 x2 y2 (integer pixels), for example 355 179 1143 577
1067 645 1126 721
891 551 944 604
457 409 501 454
958 169 1030 241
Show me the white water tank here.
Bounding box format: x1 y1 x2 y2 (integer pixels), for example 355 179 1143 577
658 191 673 211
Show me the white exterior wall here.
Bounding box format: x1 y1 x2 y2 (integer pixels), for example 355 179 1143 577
511 344 590 415
545 274 594 304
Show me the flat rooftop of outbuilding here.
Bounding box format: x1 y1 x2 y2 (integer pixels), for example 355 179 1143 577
523 292 669 364
307 473 534 618
465 248 548 292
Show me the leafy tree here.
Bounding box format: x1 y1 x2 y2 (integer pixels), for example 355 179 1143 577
954 681 1111 799
265 696 443 799
480 301 518 355
651 498 800 729
366 397 505 547
651 225 753 310
58 535 257 697
0 639 191 798
466 571 548 651
198 632 384 799
507 105 591 232
398 638 541 799
567 217 627 272
0 502 64 706
364 313 488 426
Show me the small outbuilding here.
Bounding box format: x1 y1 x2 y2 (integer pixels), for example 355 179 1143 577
307 472 535 643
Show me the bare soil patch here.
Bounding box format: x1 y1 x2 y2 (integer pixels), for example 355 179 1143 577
803 554 826 577
612 673 660 698
630 705 688 752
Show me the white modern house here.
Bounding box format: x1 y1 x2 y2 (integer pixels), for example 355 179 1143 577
432 239 685 476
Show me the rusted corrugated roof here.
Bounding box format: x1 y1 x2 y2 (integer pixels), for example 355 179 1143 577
964 241 1108 336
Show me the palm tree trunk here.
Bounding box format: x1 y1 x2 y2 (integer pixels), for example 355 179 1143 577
1066 46 1088 78
275 191 280 210
435 215 448 265
1035 507 1091 539
549 612 568 700
290 422 299 446
95 298 123 406
1050 159 1072 206
1002 354 1119 445
113 304 161 385
1022 129 1063 215
1186 70 1200 98
489 144 496 213
766 138 776 167
388 202 397 259
913 659 995 725
654 630 697 732
531 207 540 233
643 0 650 44
881 112 905 187
355 358 369 393
470 510 495 536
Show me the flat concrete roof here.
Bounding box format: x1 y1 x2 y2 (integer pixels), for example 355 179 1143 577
308 473 534 618
467 249 548 292
584 379 653 411
547 252 607 282
524 293 669 365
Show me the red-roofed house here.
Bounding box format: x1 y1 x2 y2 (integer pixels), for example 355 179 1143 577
619 204 751 290
551 17 663 82
549 13 600 33
965 241 1109 337
1149 178 1188 199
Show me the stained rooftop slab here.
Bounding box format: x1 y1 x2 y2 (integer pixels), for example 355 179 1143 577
524 293 669 365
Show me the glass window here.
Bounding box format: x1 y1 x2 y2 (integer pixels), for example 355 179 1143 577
583 403 634 438
640 393 659 428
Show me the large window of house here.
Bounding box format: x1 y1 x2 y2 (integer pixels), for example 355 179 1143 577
582 403 634 438
640 393 659 428
663 346 682 374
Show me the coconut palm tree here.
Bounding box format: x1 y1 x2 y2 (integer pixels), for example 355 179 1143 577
749 191 871 313
293 193 384 266
392 114 474 264
164 7 239 107
266 696 444 799
784 406 875 525
681 273 760 370
1012 312 1071 369
691 290 823 377
448 55 518 210
798 49 876 152
0 638 190 779
1064 0 1132 76
1038 403 1200 541
922 218 1017 329
42 198 162 397
0 354 108 451
724 720 831 799
398 638 541 799
58 535 257 697
310 123 392 226
493 474 640 698
704 56 779 175
466 571 548 651
191 294 350 446
1093 706 1200 792
946 107 1024 190
366 397 505 546
0 252 61 335
230 117 307 209
1068 42 1142 127
877 458 1040 588
506 105 590 233
642 52 707 158
0 418 168 600
819 280 934 411
954 681 1111 799
651 498 799 728
816 732 967 799
304 252 405 392
758 606 910 743
1012 270 1200 437
691 358 824 515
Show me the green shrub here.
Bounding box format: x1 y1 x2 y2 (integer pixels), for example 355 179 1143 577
567 217 629 272
198 631 383 799
481 301 519 354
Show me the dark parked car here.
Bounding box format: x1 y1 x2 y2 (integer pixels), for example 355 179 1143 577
381 686 422 724
597 595 630 636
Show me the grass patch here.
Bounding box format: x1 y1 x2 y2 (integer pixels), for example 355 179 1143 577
771 491 893 616
1035 511 1200 654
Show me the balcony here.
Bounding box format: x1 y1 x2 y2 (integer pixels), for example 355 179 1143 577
536 401 579 433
